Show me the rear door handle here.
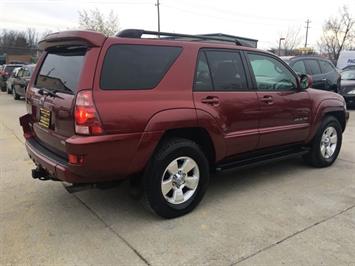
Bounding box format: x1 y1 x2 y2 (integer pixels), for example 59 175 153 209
201 96 220 106
260 95 273 104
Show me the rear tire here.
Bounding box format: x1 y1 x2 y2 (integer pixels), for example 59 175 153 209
13 88 20 100
303 116 342 167
143 138 209 218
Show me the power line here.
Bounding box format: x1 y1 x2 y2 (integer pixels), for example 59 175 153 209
305 19 311 48
163 4 297 28
164 0 303 23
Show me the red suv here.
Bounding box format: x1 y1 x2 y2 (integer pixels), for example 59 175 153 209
20 29 349 218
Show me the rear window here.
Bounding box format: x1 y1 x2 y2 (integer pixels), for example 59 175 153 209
35 49 86 94
100 44 182 90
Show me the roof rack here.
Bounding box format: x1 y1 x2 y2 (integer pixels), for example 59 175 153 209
116 29 252 47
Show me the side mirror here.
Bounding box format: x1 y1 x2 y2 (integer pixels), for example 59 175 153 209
299 74 312 90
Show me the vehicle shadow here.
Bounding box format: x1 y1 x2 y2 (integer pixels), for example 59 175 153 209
66 157 310 222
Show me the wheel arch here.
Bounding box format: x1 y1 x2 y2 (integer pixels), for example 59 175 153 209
128 108 220 175
307 99 347 143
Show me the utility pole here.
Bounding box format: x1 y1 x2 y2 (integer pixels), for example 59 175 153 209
279 37 285 56
304 19 311 48
155 0 161 36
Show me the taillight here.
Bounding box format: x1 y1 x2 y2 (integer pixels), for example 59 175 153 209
74 90 103 135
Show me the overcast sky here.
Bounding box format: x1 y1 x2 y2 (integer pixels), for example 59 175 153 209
0 0 354 49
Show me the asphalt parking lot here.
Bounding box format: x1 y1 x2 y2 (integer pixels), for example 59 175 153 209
0 92 355 265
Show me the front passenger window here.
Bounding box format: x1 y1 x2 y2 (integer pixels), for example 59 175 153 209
248 53 297 91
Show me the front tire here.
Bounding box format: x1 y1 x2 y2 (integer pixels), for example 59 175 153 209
303 116 342 167
143 138 209 218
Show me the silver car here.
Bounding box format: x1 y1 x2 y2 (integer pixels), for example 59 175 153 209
6 67 21 94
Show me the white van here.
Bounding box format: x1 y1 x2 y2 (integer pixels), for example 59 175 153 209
337 50 355 70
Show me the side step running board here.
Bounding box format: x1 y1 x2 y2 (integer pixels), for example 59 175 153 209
216 147 310 172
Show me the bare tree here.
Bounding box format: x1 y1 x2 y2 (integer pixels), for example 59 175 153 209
318 6 354 62
275 27 302 56
26 28 39 48
78 9 119 36
0 30 28 49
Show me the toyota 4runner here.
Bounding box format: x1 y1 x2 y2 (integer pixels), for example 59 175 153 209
20 29 349 218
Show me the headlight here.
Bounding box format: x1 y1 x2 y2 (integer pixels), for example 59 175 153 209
348 89 355 95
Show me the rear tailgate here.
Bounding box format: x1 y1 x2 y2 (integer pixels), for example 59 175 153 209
25 31 106 157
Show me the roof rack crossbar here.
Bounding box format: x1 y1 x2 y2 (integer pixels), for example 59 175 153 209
116 29 244 46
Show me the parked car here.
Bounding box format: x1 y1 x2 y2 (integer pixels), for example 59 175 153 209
6 67 21 94
342 65 355 71
281 56 340 92
0 64 23 91
339 69 355 107
12 64 36 100
20 30 348 218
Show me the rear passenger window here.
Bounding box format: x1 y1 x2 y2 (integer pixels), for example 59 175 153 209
194 52 213 91
101 45 182 90
306 60 321 75
205 51 247 91
292 60 306 74
319 60 335 73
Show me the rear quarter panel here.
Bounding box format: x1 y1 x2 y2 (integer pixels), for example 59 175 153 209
92 38 200 174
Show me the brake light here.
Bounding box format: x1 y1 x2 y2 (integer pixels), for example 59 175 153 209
74 90 103 135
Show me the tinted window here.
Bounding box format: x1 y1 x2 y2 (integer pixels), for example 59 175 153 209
292 60 306 74
101 45 182 90
205 51 247 91
306 60 321 75
248 53 297 91
194 52 213 91
5 66 18 74
319 60 335 73
35 49 86 94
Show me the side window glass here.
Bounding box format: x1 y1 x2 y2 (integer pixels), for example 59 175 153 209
292 60 306 74
248 53 297 91
306 60 321 75
24 69 30 77
17 69 24 77
193 52 213 91
205 51 248 91
319 60 334 73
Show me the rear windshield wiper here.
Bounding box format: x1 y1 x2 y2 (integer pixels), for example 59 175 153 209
38 88 64 99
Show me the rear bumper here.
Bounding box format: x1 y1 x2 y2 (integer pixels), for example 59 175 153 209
21 114 145 183
25 133 143 183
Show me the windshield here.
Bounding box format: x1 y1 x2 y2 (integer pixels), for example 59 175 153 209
35 49 86 94
341 70 355 80
5 65 21 74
